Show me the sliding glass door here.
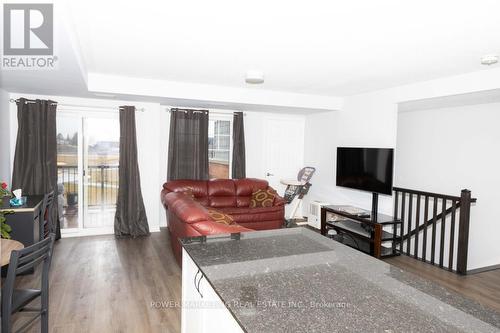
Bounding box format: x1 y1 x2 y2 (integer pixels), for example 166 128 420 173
57 115 82 231
56 112 120 236
82 118 120 229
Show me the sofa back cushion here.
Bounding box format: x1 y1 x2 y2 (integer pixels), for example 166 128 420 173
207 179 236 208
164 180 207 196
234 178 268 207
163 178 271 208
163 180 209 206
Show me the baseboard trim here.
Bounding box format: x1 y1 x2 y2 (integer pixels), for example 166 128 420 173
150 226 161 233
467 264 500 275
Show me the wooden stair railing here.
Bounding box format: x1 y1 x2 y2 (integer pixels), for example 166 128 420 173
392 187 476 275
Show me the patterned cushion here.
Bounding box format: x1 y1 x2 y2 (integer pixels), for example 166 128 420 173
250 189 275 208
207 208 234 225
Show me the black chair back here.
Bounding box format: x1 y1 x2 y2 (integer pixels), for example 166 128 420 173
39 191 55 239
1 233 55 333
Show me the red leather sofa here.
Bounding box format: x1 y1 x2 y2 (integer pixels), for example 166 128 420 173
161 178 285 264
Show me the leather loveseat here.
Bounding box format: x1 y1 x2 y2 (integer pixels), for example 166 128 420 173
161 178 285 264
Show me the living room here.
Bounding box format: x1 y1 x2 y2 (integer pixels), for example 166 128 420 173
1 0 500 332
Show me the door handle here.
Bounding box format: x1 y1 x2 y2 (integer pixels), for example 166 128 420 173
266 172 274 176
194 269 204 298
197 274 204 298
194 269 200 290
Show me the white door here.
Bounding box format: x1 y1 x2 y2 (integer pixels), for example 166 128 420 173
263 117 305 195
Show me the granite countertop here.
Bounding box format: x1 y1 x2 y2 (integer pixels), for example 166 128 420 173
181 228 500 333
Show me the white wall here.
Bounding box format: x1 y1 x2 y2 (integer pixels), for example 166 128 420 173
303 70 500 270
0 89 10 184
303 91 398 216
396 103 500 270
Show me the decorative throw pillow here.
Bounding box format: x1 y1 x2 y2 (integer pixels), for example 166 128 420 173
250 189 275 208
207 209 234 225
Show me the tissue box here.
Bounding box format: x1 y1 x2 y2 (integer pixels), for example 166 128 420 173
10 196 27 207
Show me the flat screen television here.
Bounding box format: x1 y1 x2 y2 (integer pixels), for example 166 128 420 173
336 147 394 195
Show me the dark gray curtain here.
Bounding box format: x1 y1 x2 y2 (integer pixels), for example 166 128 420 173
12 98 61 239
167 109 209 180
232 112 246 179
114 106 150 237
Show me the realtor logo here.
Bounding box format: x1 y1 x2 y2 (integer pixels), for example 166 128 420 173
2 3 57 69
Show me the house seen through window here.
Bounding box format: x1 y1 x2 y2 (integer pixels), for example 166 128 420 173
208 117 231 179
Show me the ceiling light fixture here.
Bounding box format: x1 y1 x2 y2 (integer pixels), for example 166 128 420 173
481 54 498 66
245 70 264 84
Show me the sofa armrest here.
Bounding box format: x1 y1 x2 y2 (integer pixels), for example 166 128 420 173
190 221 252 235
161 188 170 208
165 192 210 224
273 194 286 206
267 186 285 206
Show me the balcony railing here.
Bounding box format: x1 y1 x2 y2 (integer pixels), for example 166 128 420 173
209 149 229 163
57 165 119 209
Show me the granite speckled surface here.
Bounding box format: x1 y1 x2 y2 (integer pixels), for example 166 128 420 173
182 228 500 333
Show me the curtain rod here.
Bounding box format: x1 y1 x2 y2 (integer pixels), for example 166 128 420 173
170 107 209 113
9 99 144 112
10 98 57 105
168 107 245 116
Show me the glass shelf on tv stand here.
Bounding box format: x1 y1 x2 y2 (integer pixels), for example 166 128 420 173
323 207 400 258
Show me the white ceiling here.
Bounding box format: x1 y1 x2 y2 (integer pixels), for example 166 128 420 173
1 0 500 110
67 0 500 96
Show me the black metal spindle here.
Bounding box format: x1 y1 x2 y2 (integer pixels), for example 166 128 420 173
439 199 447 267
101 167 104 206
92 168 95 206
94 168 97 206
400 193 406 253
422 195 429 261
406 194 413 255
449 201 457 271
414 194 420 258
102 166 108 206
431 197 438 264
393 191 399 252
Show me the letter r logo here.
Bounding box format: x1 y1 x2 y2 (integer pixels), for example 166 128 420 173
3 4 53 55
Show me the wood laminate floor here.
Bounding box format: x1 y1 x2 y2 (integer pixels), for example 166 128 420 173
9 229 181 333
5 228 500 332
384 255 500 313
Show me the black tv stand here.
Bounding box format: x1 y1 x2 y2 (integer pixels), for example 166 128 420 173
371 192 379 223
320 205 401 258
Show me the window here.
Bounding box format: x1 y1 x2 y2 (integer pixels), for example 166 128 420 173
208 117 232 179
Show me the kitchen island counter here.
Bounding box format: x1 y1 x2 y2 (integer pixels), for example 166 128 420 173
181 228 499 333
